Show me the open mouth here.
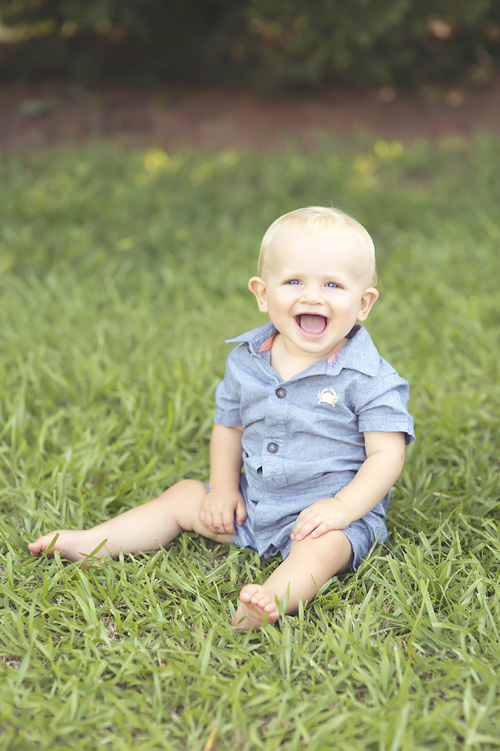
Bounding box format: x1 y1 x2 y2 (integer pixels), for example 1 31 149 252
295 314 329 337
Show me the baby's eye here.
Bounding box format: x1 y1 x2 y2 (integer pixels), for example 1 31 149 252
325 281 340 288
286 279 301 285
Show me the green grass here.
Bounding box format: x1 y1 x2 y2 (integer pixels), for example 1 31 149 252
0 133 499 750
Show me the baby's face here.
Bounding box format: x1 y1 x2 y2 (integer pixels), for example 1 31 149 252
249 225 378 362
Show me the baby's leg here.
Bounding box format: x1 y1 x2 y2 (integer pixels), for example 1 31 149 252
28 479 232 562
232 530 352 630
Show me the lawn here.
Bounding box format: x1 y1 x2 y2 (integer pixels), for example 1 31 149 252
0 133 499 750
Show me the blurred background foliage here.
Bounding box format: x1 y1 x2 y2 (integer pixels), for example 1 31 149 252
0 0 499 90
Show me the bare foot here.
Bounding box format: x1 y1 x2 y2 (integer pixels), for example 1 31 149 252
28 529 107 563
231 584 281 631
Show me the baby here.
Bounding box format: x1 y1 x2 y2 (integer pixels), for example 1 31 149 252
29 206 415 630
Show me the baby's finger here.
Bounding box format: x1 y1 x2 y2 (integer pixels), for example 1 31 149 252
235 498 247 526
291 517 317 541
220 510 236 535
222 520 236 535
199 507 211 528
291 516 305 539
213 513 227 533
204 510 222 534
310 521 333 538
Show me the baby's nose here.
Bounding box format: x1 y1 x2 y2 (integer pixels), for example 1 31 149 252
300 285 324 304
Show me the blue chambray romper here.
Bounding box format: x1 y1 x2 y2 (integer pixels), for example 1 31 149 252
213 321 415 570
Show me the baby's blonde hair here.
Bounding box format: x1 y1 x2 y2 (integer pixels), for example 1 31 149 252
258 206 377 286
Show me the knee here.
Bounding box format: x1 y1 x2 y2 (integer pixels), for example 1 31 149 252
176 478 206 494
316 530 353 573
161 478 205 500
164 478 207 529
290 530 353 571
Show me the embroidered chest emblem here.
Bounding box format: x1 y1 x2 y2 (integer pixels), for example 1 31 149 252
317 387 339 409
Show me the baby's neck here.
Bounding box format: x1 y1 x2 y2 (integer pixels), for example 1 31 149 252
271 332 348 381
269 334 342 381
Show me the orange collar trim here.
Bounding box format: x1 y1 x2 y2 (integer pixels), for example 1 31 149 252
258 335 276 353
327 341 346 363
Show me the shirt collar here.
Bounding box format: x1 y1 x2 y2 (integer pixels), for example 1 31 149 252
226 321 277 353
226 322 380 377
331 324 381 376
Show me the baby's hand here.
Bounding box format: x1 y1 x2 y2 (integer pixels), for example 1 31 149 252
291 497 351 541
200 488 247 536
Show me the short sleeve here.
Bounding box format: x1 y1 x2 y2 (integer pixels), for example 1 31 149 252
214 350 243 427
357 372 415 445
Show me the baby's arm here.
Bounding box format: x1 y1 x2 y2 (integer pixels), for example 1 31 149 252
291 431 406 541
200 423 247 535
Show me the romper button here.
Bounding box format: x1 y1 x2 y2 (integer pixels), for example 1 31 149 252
267 442 278 453
276 387 287 398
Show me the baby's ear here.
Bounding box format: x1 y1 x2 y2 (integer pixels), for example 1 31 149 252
357 287 379 321
248 277 268 313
